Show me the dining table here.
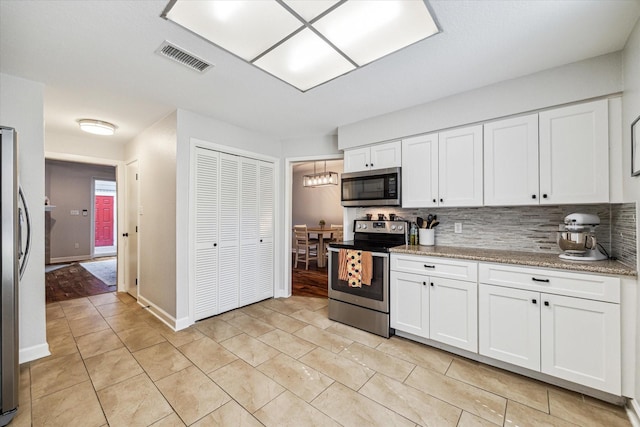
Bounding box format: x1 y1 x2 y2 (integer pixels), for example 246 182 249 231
306 227 336 268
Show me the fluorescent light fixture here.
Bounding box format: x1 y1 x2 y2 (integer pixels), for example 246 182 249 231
303 161 339 187
77 119 117 136
162 0 439 91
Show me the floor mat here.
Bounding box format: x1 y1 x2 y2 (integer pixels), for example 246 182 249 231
80 259 116 287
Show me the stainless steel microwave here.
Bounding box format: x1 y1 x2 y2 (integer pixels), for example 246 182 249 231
341 167 401 207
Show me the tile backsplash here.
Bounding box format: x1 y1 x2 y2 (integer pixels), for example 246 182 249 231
356 202 637 268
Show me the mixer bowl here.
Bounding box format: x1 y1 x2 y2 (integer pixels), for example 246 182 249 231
557 231 596 253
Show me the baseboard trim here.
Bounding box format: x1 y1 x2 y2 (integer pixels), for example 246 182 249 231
49 255 91 264
19 342 50 364
628 398 640 427
137 295 178 331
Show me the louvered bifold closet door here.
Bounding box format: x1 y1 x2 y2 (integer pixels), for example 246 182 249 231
194 148 220 320
218 154 241 313
239 157 260 306
258 162 274 300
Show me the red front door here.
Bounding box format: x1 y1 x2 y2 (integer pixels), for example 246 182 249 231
95 195 114 247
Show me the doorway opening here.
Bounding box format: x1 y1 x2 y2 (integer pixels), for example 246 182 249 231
290 158 344 298
44 159 119 303
93 179 117 256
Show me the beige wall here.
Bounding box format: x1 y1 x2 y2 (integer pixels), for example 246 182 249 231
45 160 116 261
0 73 48 362
125 112 177 320
292 160 343 229
46 131 125 161
621 16 640 407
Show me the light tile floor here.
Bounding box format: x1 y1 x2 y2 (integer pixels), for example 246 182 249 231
13 292 632 426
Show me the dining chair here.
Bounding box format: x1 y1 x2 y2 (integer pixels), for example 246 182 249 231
293 225 319 270
324 224 344 255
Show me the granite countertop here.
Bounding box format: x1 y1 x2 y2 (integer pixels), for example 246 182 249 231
390 245 637 277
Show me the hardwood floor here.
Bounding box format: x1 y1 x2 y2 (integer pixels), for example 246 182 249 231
45 261 116 303
292 262 328 298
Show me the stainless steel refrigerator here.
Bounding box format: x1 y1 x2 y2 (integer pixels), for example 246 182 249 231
1 127 31 426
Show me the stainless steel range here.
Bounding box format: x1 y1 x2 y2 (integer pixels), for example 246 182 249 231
328 220 407 338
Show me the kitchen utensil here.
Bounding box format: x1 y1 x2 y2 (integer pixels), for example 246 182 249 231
557 213 606 261
429 221 439 229
416 217 424 228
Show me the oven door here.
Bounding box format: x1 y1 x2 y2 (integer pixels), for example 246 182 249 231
328 247 389 313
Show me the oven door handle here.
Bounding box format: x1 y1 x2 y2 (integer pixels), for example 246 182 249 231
327 247 389 258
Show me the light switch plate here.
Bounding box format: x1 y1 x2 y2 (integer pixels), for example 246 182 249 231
70 210 79 216
454 223 462 233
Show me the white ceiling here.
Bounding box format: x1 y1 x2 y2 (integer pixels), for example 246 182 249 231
1 1 639 146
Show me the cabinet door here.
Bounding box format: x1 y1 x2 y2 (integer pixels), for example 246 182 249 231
370 141 401 170
343 147 371 172
539 99 609 204
402 134 438 207
540 294 621 394
239 157 259 306
193 148 220 320
478 284 540 371
438 125 483 206
258 161 274 300
390 271 429 337
484 114 539 206
429 278 478 352
218 154 240 313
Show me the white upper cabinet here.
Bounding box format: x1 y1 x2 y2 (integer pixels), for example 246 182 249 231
438 125 483 207
344 141 401 172
402 133 438 208
484 114 539 206
539 99 609 204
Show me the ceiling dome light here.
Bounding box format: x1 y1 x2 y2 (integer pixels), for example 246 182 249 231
77 119 117 136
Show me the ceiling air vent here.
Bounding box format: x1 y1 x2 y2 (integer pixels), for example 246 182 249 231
155 41 212 73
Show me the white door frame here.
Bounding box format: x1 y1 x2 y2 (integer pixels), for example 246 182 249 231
44 152 125 291
284 153 343 297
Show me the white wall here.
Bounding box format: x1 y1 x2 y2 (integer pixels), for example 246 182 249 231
46 131 124 161
175 108 281 324
338 52 623 149
621 16 640 407
0 73 49 362
125 112 177 322
281 133 340 158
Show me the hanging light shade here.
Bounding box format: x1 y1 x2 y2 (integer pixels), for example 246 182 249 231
303 161 339 187
77 119 117 136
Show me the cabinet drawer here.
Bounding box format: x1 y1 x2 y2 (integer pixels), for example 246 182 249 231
479 263 619 303
391 254 477 282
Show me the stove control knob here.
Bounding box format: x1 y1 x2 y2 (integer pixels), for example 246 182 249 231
356 224 361 229
390 225 396 230
397 225 404 231
361 224 367 229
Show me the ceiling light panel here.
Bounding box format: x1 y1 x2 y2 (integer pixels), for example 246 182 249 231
282 0 342 22
253 27 355 91
165 1 303 61
314 0 439 66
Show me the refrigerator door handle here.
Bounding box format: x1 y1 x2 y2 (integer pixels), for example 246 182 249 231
18 186 30 279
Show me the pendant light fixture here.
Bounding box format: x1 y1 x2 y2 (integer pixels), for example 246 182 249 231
303 161 339 187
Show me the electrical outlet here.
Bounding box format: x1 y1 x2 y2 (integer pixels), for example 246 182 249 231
454 223 462 234
74 243 79 249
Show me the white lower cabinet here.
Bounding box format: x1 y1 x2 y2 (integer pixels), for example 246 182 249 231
390 255 477 352
478 263 621 395
390 271 429 337
479 284 541 371
540 293 620 394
